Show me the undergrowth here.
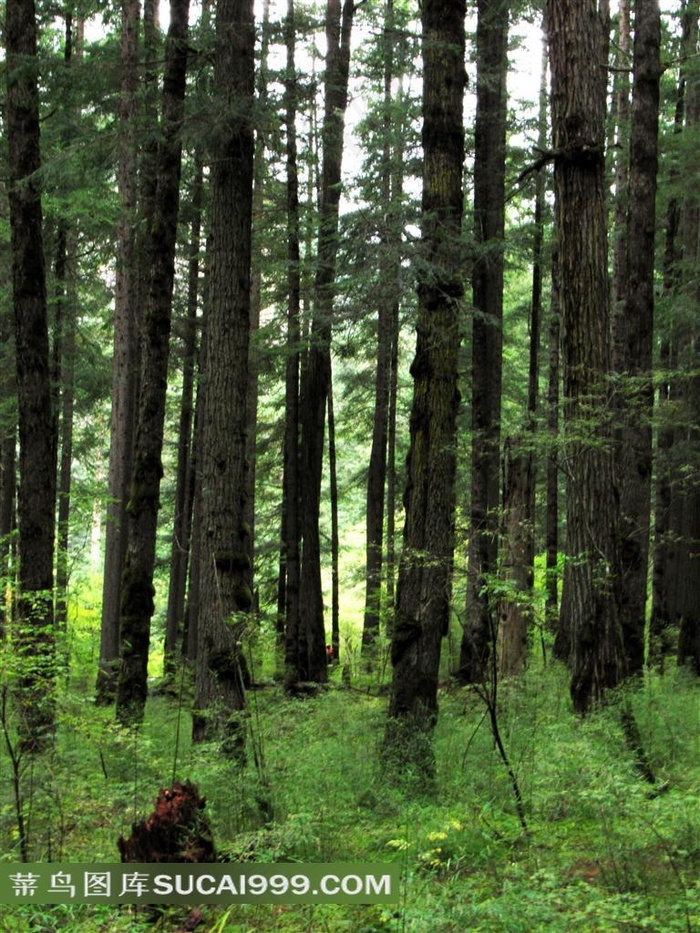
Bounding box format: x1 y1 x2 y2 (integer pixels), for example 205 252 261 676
1 627 699 932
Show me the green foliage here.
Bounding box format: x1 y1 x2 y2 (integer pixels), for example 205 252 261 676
1 602 699 931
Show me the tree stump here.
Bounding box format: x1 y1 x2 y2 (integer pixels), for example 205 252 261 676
118 780 216 863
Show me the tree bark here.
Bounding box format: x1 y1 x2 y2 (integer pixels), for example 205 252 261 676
116 0 190 725
611 0 631 320
650 0 697 662
244 0 272 594
458 0 508 684
328 376 340 664
497 440 534 675
497 32 547 674
362 0 399 656
163 156 203 678
96 0 140 704
546 248 562 639
296 0 355 685
281 0 303 683
184 347 205 664
673 4 700 673
548 0 625 712
6 0 57 750
192 0 255 753
54 14 83 635
0 204 15 640
384 0 465 777
614 0 660 674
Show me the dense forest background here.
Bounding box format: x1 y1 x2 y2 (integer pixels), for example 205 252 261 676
1 0 699 930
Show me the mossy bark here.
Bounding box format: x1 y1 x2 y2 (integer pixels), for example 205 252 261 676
6 0 57 750
362 0 403 658
295 0 355 686
192 0 255 752
163 155 203 679
96 0 141 705
458 0 509 684
385 0 465 776
281 0 302 684
548 0 625 712
613 0 660 674
116 0 190 725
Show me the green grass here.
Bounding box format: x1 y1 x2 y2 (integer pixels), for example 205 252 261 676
1 612 699 932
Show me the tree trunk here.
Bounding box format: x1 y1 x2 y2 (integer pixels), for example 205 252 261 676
548 0 625 713
673 5 700 672
244 0 272 594
328 376 340 664
96 0 140 704
613 0 660 674
497 440 534 675
650 0 696 661
184 353 205 664
192 0 255 754
6 0 57 750
163 156 203 678
611 0 631 319
54 223 77 635
362 0 399 656
385 271 400 629
0 207 16 640
0 420 15 640
384 0 465 777
676 334 700 672
281 0 303 683
54 14 83 634
546 248 562 639
296 0 355 685
458 0 508 684
116 0 190 725
497 32 546 674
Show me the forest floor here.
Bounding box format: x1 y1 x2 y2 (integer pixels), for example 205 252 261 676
1 616 699 933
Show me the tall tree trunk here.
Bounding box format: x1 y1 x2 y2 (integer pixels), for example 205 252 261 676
650 0 695 661
328 375 340 664
184 347 205 664
611 0 631 318
96 0 140 704
548 0 625 713
116 0 190 725
362 0 398 656
163 156 204 677
614 0 660 674
244 0 271 591
295 0 354 686
497 441 535 675
0 367 15 640
673 4 700 672
6 0 57 750
281 0 302 682
0 440 14 640
0 201 16 640
497 32 547 675
546 248 562 638
192 0 255 753
676 333 700 671
384 36 407 637
384 0 465 777
458 0 508 683
54 12 83 634
54 224 77 634
385 301 399 629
